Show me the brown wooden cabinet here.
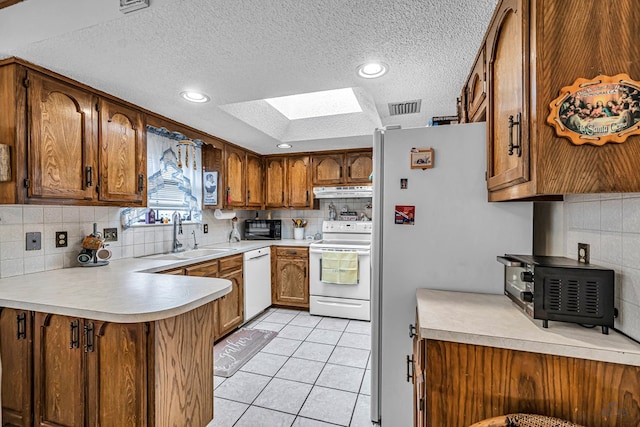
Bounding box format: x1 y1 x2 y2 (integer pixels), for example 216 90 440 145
287 155 311 208
0 308 33 427
471 0 640 200
184 254 243 340
264 156 287 208
217 258 244 337
26 71 97 202
33 313 149 427
463 45 487 123
272 246 309 308
311 150 372 186
97 98 146 204
246 153 264 208
412 325 425 427
0 62 147 206
224 145 246 208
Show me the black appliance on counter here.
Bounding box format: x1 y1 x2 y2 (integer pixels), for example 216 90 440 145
498 255 615 334
244 219 281 240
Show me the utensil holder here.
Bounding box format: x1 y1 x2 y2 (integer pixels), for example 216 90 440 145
294 228 304 240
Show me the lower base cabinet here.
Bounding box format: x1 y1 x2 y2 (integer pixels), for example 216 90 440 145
1 302 215 427
411 331 640 426
271 247 309 308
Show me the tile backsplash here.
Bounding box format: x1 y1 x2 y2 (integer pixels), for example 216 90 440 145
0 198 372 278
540 193 640 342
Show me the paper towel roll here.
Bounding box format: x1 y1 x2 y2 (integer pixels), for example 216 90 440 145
214 209 236 220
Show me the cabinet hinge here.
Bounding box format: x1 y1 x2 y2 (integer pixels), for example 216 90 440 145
95 102 99 112
23 78 30 88
484 171 487 181
23 178 30 188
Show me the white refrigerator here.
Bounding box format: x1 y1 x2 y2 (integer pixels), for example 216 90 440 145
370 122 533 425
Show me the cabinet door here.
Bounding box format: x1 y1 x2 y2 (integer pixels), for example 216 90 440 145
185 259 219 277
265 157 287 208
311 154 343 185
217 268 244 337
345 151 373 184
287 155 311 208
486 0 529 191
87 321 148 427
98 99 146 204
0 308 33 427
466 46 487 122
33 312 85 427
26 71 96 201
273 252 309 308
246 153 264 208
413 335 426 427
225 146 246 207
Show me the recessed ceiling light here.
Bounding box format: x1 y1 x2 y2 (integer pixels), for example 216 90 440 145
277 143 292 149
180 91 210 103
265 88 362 120
357 62 388 79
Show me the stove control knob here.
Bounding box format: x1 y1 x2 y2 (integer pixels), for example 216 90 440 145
520 271 534 282
520 291 534 303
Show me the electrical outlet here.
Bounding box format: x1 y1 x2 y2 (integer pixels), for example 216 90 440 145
578 243 590 264
55 231 68 248
26 232 41 251
203 224 209 234
103 228 118 242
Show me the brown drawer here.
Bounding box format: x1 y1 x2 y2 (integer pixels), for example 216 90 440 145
275 246 309 258
219 253 243 274
185 259 219 277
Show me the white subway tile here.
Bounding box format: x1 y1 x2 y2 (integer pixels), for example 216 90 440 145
0 224 24 241
144 242 155 255
133 244 145 258
566 202 584 230
0 206 23 225
1 259 23 278
582 201 600 230
601 199 622 232
599 232 622 266
23 206 44 224
78 206 95 223
24 256 44 274
621 267 640 307
43 206 62 223
600 193 622 200
45 254 64 271
622 197 640 232
1 241 23 260
614 299 640 342
94 207 110 223
62 206 80 223
622 233 640 268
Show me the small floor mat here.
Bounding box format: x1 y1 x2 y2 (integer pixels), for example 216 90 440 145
213 328 278 377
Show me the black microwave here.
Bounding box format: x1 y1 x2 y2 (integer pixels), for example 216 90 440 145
498 255 615 334
244 219 282 240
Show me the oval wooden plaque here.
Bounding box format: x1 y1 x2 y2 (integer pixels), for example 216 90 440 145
547 74 640 146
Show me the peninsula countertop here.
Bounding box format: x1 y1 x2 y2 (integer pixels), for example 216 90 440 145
416 288 640 366
0 239 314 323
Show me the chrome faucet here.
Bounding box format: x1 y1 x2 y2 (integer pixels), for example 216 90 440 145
172 211 184 253
192 230 199 250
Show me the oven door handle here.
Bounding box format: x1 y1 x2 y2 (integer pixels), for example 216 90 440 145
309 248 370 256
497 256 522 267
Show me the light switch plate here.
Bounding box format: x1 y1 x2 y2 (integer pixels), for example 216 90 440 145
26 232 41 251
103 228 118 242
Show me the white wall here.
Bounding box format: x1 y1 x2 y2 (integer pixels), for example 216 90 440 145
536 193 640 342
0 198 371 278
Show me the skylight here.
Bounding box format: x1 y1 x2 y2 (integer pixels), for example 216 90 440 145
265 88 362 120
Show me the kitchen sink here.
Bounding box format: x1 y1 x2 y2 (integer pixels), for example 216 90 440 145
143 248 237 261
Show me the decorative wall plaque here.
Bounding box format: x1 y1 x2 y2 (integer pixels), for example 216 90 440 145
547 74 640 146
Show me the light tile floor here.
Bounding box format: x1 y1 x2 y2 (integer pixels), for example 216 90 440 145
209 308 374 427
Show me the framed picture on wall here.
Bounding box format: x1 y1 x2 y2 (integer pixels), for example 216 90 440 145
203 171 218 206
410 148 434 169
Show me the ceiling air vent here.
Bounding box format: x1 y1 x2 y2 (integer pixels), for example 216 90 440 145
388 100 422 116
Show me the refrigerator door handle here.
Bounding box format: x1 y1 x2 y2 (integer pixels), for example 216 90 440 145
406 355 414 383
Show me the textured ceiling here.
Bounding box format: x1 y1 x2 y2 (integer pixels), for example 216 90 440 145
0 0 498 154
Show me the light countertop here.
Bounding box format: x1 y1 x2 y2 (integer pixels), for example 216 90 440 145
0 239 312 323
416 289 640 366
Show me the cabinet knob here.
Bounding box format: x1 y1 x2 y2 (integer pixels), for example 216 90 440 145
508 113 522 157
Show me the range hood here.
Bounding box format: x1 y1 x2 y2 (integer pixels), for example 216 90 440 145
313 185 373 199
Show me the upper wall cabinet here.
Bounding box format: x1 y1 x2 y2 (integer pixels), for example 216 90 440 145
223 145 265 209
0 61 147 206
264 157 287 209
471 0 640 201
462 46 487 123
98 99 146 204
311 150 372 186
26 71 97 202
287 155 312 208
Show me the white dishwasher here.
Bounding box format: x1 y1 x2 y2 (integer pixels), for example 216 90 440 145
243 247 272 322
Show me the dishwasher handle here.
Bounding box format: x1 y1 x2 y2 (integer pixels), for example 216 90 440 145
247 253 270 260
